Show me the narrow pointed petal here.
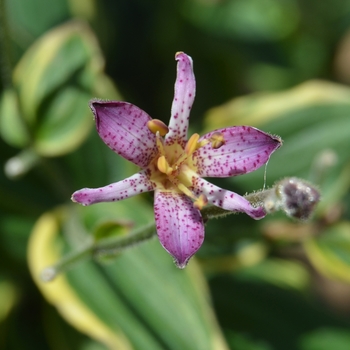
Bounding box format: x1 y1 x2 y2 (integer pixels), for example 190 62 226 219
154 190 204 268
165 52 196 147
90 100 157 168
195 126 282 177
192 177 266 219
71 171 154 206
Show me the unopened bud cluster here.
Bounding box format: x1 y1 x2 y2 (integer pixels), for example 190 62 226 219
263 177 320 220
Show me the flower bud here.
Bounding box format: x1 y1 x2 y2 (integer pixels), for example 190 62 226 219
264 177 320 220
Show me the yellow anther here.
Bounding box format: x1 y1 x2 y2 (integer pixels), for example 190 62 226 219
210 132 225 149
185 133 200 155
147 119 169 136
175 51 184 58
157 156 173 175
194 194 208 210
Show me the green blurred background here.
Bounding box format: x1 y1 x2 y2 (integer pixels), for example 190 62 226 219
1 0 350 349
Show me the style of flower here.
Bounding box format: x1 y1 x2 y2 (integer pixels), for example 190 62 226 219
72 52 281 268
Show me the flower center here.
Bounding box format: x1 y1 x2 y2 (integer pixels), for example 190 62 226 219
147 119 225 209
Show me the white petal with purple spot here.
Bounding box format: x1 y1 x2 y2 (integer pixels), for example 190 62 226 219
154 190 204 268
91 101 157 168
191 177 266 219
165 52 196 147
195 126 281 177
71 171 154 206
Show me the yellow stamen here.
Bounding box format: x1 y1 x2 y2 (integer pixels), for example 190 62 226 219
185 133 200 155
194 194 208 210
177 183 196 199
210 132 225 149
147 119 169 136
155 131 165 155
157 156 173 175
177 183 208 210
171 133 208 175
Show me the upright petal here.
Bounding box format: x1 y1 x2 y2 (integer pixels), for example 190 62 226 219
154 190 204 268
71 171 154 206
165 52 196 147
192 177 266 219
90 100 157 168
195 126 281 177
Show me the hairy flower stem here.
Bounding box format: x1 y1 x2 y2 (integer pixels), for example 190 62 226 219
42 177 320 281
41 221 156 282
41 191 268 282
93 221 156 259
201 189 271 221
41 242 93 282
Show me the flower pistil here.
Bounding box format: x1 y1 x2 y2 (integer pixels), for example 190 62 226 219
147 122 216 209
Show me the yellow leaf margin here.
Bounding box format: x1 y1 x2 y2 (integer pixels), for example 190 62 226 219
28 209 133 350
304 222 350 283
204 80 350 131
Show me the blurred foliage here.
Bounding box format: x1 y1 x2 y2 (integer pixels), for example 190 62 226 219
1 0 350 349
28 206 228 350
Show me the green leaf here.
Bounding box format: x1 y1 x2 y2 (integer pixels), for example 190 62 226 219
34 87 93 156
10 21 120 156
299 328 350 350
210 276 349 350
93 221 131 243
14 21 101 123
236 258 310 291
204 80 350 190
68 0 96 21
304 222 350 283
0 279 18 324
92 221 132 263
7 0 69 39
204 80 350 131
181 0 299 42
0 89 30 148
226 332 273 350
28 202 229 350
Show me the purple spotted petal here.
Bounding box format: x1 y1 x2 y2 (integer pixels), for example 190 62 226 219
165 52 196 147
192 177 266 219
195 126 282 177
71 171 154 206
90 100 157 168
154 190 204 268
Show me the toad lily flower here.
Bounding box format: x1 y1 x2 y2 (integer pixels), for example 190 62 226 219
72 52 281 268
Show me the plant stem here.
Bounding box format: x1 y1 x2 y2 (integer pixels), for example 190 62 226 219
41 241 93 282
93 221 156 255
41 221 156 282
